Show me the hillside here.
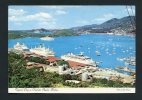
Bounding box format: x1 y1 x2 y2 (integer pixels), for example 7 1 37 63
8 32 47 39
48 29 79 37
9 16 136 38
71 16 135 34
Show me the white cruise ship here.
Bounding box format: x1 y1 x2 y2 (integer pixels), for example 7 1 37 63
29 44 55 57
14 42 29 51
61 52 97 66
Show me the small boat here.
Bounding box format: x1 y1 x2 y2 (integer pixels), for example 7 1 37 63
122 51 126 53
116 58 124 61
106 52 109 54
129 47 133 50
105 49 109 51
95 51 100 56
90 42 94 44
112 51 116 54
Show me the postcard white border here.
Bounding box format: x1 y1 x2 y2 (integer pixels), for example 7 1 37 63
8 88 135 93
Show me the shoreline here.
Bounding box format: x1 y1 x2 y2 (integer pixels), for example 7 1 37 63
8 33 135 40
80 33 135 36
8 49 135 86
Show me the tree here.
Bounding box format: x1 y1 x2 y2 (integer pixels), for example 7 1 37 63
57 60 70 67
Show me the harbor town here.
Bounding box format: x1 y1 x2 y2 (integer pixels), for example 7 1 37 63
8 42 135 86
8 6 136 89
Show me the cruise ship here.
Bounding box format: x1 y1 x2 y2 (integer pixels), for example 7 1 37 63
14 42 29 51
61 52 97 66
29 44 55 57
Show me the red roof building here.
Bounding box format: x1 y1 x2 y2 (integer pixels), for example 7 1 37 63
46 56 62 62
67 60 87 68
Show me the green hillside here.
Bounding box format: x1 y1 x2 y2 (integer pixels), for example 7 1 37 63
48 29 79 37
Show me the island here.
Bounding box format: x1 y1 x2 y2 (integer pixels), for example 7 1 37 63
8 29 79 40
40 36 54 41
48 29 79 37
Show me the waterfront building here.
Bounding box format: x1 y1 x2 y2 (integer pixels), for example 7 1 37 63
82 72 88 81
58 64 69 74
67 60 87 68
45 56 63 66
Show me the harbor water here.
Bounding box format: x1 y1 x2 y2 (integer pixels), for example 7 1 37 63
8 34 136 72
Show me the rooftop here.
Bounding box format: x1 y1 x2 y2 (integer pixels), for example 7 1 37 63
67 60 87 68
46 56 62 62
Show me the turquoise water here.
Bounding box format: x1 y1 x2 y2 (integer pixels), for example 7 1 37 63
8 34 135 71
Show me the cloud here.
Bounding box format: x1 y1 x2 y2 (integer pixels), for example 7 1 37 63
40 6 81 10
93 13 115 23
55 10 67 15
8 8 60 29
9 12 53 22
9 8 27 16
37 21 58 29
40 6 64 10
103 13 114 18
26 12 52 21
14 22 23 26
76 20 90 25
8 9 58 29
76 13 115 25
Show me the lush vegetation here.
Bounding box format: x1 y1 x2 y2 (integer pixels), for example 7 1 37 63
8 32 47 39
48 29 79 37
8 29 79 40
8 52 134 88
27 56 50 65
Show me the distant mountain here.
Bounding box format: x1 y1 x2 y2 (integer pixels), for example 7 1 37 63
71 24 97 31
71 16 135 34
9 16 135 35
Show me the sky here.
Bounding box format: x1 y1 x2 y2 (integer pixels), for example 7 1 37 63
8 6 135 30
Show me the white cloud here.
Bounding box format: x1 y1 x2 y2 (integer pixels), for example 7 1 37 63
8 8 59 29
14 22 23 26
93 13 115 23
9 12 53 22
103 13 114 18
26 12 52 21
8 9 58 29
55 10 67 15
9 8 27 16
40 6 81 10
76 20 90 25
76 14 114 25
40 6 64 10
37 21 58 29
